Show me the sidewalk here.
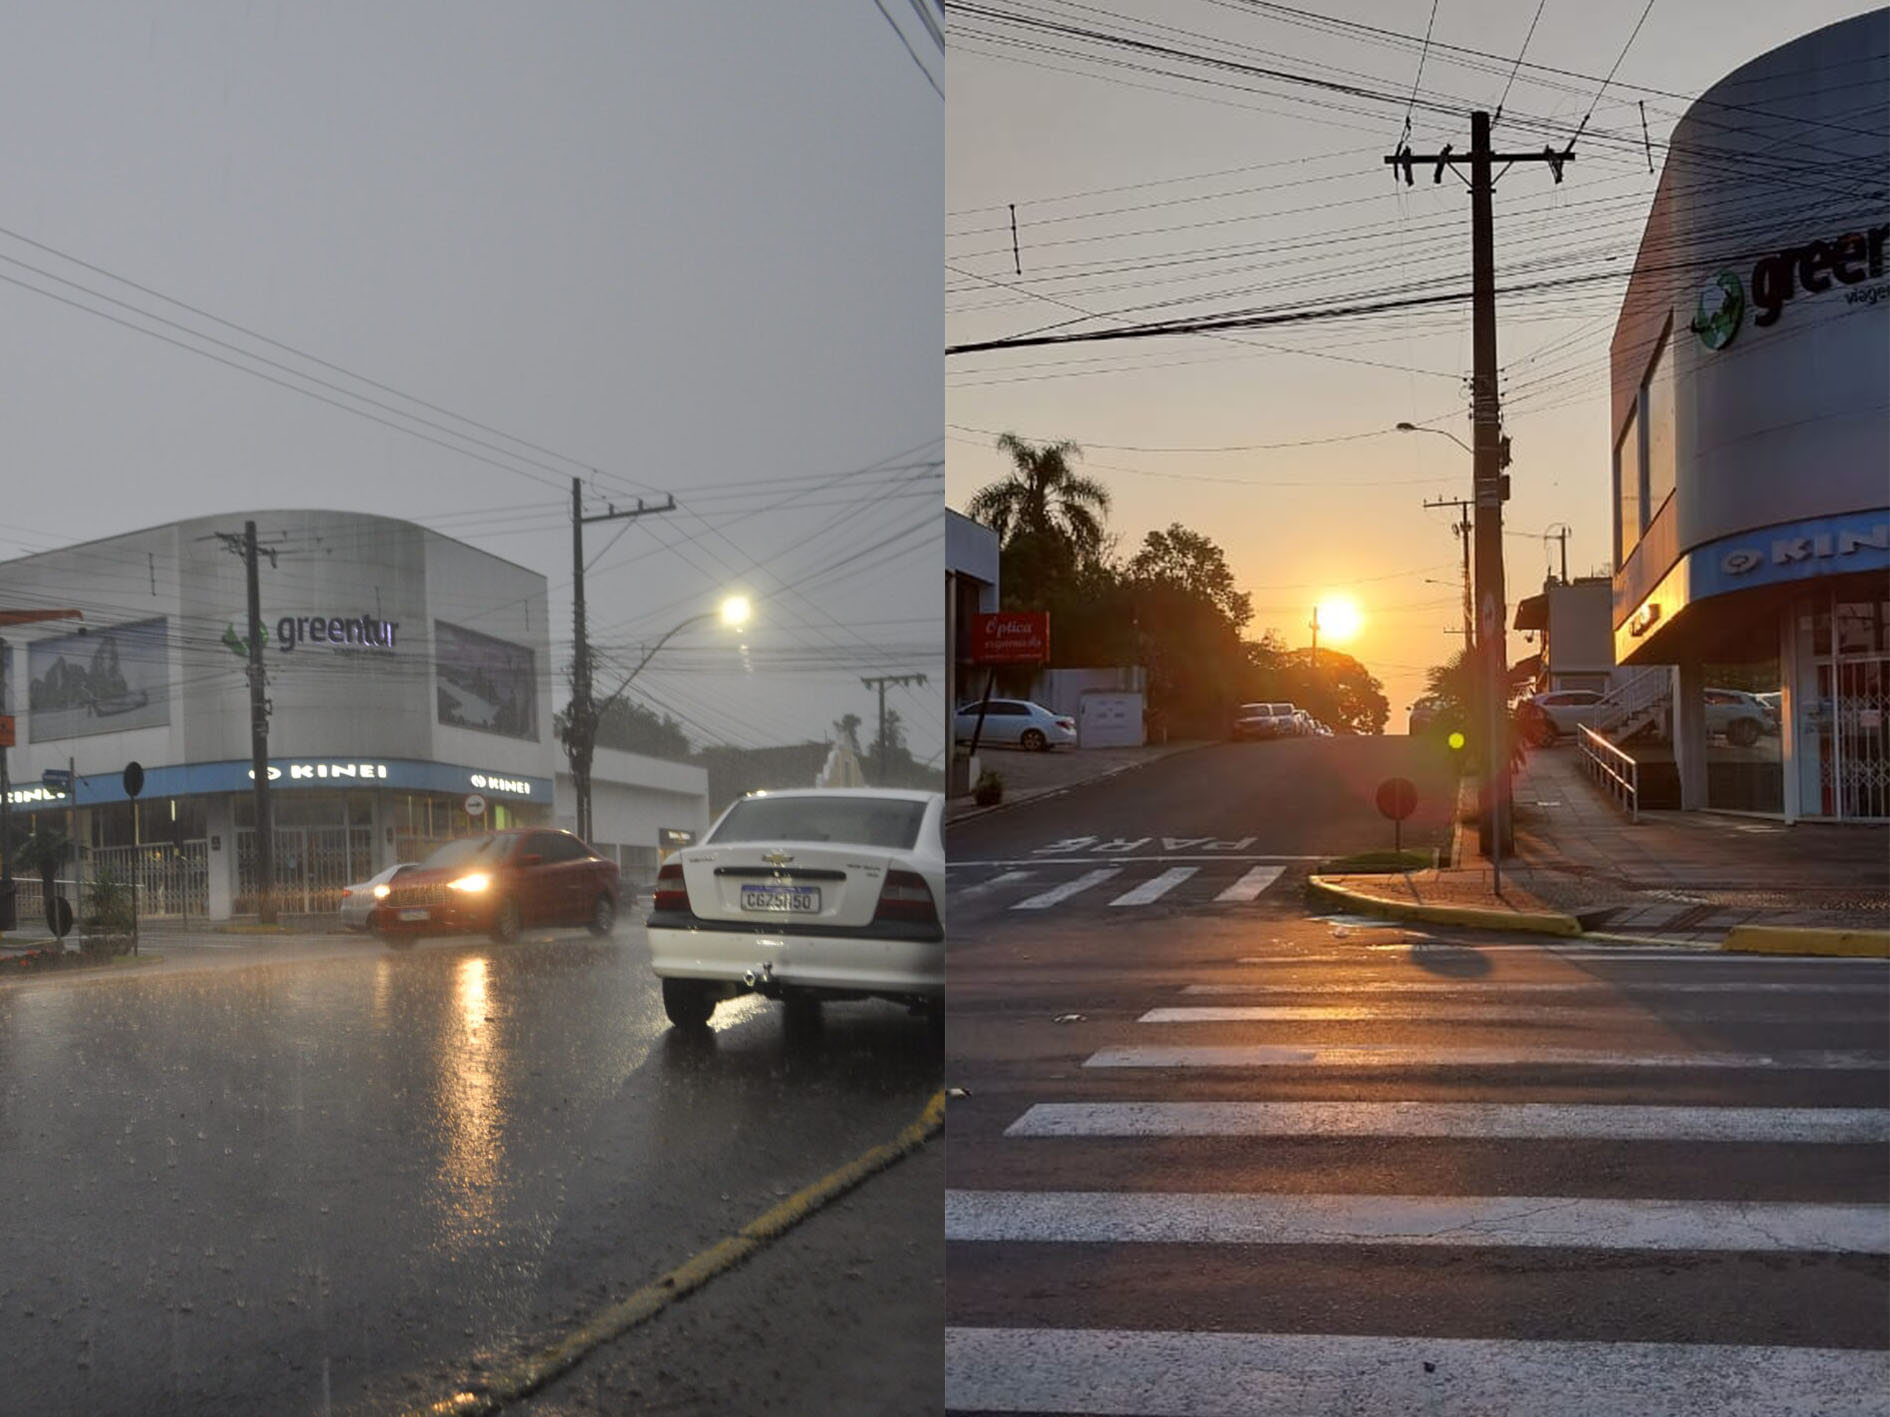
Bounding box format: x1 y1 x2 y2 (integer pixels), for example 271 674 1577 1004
1312 743 1890 955
946 739 1209 824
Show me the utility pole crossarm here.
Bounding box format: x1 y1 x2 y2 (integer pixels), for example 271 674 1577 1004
860 673 930 786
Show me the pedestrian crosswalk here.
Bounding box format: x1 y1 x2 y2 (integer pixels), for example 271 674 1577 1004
950 859 1291 912
945 947 1890 1415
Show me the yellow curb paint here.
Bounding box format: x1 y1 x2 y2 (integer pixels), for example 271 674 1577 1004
405 1088 946 1417
1308 876 1583 938
1723 926 1890 959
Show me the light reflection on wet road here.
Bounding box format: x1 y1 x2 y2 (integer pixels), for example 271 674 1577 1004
0 929 941 1416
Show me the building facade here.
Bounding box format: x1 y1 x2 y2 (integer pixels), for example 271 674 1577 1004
0 510 705 921
1609 10 1889 821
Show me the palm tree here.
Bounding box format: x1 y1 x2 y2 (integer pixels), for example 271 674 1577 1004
965 434 1111 562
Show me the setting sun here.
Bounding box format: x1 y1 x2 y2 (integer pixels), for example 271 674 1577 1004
1314 597 1364 644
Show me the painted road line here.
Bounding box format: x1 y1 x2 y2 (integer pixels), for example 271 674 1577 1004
1215 865 1286 902
954 869 1034 896
1184 981 1875 994
944 1329 1890 1417
944 1190 1890 1252
1138 1003 1890 1023
1109 867 1197 907
1002 1101 1890 1143
951 855 1324 868
1083 1043 1889 1070
1012 868 1121 911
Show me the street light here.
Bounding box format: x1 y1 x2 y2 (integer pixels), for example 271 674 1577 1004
1395 421 1473 455
566 595 750 845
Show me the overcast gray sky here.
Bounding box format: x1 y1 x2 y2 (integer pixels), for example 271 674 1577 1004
0 1 943 764
948 1 1880 719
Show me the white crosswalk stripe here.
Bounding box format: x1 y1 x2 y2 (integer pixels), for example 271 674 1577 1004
1012 867 1120 910
1109 866 1197 906
946 1190 1889 1252
1214 864 1285 901
1085 1042 1887 1069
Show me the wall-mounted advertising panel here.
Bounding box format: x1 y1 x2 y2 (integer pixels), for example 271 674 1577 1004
434 620 537 741
29 617 170 740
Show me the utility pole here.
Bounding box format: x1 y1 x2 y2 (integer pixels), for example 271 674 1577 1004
1424 496 1475 644
1390 114 1569 876
0 610 84 933
243 522 277 924
568 480 675 845
1545 523 1571 584
1308 606 1319 673
860 673 928 785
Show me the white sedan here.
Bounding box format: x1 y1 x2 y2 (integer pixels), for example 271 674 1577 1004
337 862 419 931
952 698 1076 751
646 788 945 1034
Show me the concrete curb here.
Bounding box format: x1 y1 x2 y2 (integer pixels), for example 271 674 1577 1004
1307 875 1584 937
1721 925 1890 959
948 742 1212 824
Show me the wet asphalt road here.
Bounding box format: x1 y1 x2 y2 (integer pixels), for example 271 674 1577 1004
0 924 942 1416
944 739 1890 1415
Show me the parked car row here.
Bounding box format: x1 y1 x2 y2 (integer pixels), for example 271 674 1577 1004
334 788 947 1037
1231 702 1332 739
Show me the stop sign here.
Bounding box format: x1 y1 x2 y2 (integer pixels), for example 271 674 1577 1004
1375 777 1418 822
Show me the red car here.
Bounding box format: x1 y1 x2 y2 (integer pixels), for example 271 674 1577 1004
368 828 620 947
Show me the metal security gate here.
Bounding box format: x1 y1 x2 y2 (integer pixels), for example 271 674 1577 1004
236 826 374 915
89 842 211 918
1825 655 1889 821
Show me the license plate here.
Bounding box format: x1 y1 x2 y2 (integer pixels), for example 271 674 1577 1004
741 884 820 914
398 908 429 922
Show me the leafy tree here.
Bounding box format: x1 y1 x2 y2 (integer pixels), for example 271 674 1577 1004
1128 525 1252 630
553 699 693 762
831 713 864 755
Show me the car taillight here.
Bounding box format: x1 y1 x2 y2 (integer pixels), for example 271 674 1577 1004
654 862 689 913
873 869 939 926
1056 718 1075 731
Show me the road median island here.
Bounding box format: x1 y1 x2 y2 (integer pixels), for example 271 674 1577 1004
1307 872 1583 937
404 1087 947 1417
1722 924 1890 958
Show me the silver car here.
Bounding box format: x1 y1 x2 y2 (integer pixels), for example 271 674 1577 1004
337 862 419 931
647 788 945 1033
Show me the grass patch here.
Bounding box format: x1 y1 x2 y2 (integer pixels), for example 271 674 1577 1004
1318 849 1436 875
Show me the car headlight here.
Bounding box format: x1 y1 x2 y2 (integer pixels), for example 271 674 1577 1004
372 883 391 899
449 873 491 894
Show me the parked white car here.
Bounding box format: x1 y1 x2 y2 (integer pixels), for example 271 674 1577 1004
337 862 419 931
647 788 945 1034
953 698 1077 751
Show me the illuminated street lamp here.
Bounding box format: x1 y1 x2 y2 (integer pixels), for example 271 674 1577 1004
566 596 750 845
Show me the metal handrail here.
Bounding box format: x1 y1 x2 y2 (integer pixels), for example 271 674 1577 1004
1577 725 1639 823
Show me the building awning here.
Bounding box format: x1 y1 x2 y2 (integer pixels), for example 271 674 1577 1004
1513 593 1549 632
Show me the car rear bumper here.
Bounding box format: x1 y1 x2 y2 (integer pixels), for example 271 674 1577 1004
648 923 944 998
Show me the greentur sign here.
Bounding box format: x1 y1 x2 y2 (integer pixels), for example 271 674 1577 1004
273 614 400 652
1693 224 1889 350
